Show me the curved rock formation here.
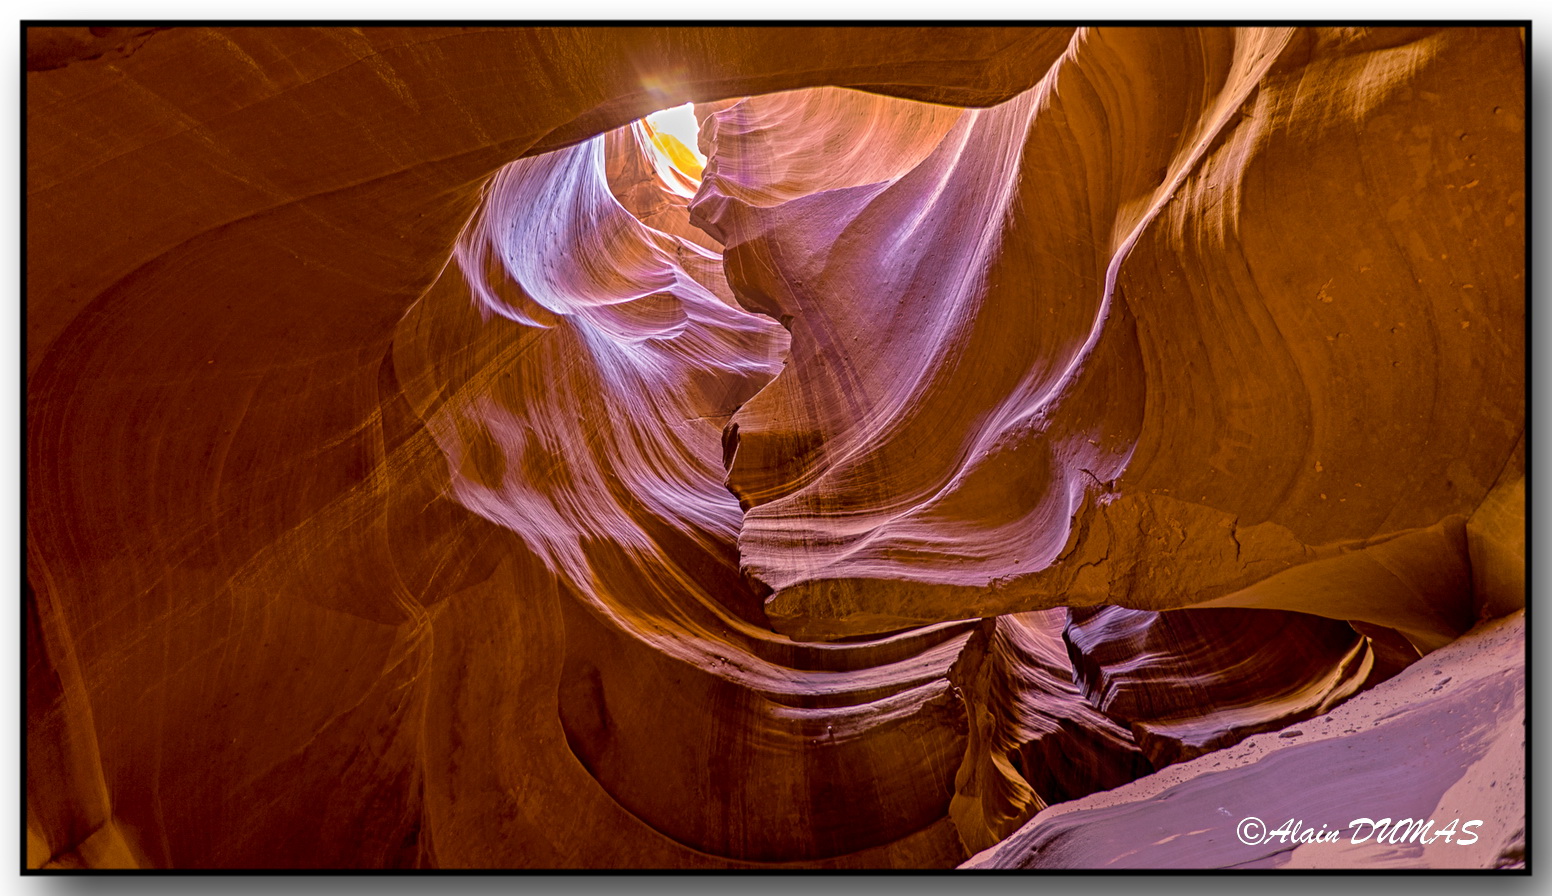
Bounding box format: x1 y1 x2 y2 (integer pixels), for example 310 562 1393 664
707 27 1524 645
25 25 1075 869
398 130 977 863
26 25 1524 871
966 611 1527 870
1064 606 1397 767
947 611 1153 854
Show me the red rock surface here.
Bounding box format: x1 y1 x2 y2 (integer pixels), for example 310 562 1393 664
26 26 1524 870
1064 605 1398 768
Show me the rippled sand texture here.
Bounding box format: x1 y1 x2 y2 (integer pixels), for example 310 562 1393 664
26 26 1523 869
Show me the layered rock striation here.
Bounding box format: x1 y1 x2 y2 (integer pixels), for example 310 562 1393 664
26 26 1524 870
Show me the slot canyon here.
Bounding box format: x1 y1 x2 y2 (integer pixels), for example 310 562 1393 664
24 25 1526 870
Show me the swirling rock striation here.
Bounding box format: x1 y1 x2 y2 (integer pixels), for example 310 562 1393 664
946 610 1154 854
397 129 977 863
1064 606 1400 767
25 25 1523 871
26 25 1076 869
703 28 1523 646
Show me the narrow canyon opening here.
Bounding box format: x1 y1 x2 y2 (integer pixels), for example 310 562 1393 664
26 26 1524 871
641 103 708 190
404 76 1511 863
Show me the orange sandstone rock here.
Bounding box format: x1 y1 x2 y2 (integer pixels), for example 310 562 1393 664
26 26 1523 871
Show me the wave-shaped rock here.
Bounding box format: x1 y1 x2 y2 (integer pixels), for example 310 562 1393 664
26 25 1522 870
1065 606 1400 767
947 611 1153 853
706 28 1523 646
398 128 985 863
25 25 1076 869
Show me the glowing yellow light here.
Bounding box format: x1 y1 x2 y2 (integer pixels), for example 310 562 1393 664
643 103 706 181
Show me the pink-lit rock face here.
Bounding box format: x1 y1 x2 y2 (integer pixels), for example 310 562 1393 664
965 611 1526 870
398 129 977 863
27 26 1523 871
704 28 1524 646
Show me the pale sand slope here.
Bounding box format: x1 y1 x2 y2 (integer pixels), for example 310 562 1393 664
964 610 1525 870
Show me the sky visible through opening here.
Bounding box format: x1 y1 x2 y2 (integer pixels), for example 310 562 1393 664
643 103 707 190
